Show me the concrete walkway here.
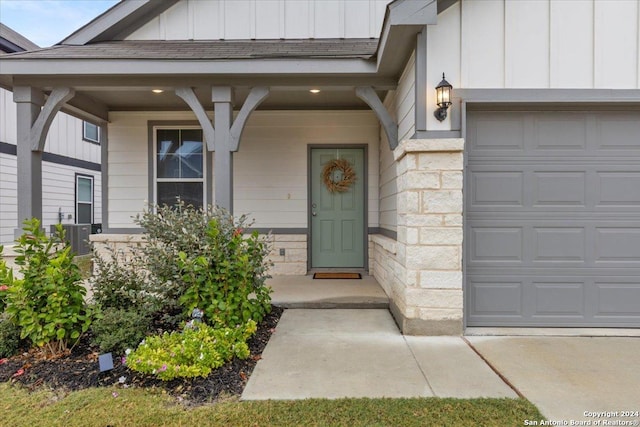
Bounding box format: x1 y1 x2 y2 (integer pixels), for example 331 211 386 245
242 309 517 400
467 336 640 422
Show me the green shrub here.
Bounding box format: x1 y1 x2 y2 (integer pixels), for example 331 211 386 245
91 308 152 355
1 219 93 356
90 244 158 313
125 320 256 381
134 203 273 327
0 314 23 358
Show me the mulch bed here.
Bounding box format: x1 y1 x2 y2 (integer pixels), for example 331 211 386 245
0 306 283 405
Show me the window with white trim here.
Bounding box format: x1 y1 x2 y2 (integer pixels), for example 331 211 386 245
76 175 94 224
154 128 205 209
83 121 100 144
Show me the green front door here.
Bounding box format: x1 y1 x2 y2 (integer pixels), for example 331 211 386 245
310 148 365 268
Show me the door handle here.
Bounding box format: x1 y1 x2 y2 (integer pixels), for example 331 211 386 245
312 212 317 216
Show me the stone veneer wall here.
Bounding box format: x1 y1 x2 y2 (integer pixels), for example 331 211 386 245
90 233 307 276
373 138 465 335
265 234 307 275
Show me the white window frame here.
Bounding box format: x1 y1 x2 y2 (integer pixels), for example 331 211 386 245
83 121 100 144
75 174 94 224
153 126 207 208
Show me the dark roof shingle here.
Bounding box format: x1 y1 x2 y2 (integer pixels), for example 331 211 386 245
3 39 378 60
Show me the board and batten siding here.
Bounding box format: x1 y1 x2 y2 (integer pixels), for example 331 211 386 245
424 0 640 130
127 0 390 41
107 110 380 229
0 88 100 163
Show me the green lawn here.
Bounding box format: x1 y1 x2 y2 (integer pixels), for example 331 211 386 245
74 254 93 280
0 383 543 427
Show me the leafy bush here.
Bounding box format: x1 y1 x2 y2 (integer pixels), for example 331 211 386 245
91 308 152 355
90 243 158 313
134 203 273 327
1 219 93 356
177 221 272 327
125 320 256 381
0 314 23 358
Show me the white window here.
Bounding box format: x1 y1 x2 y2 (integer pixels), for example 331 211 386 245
83 121 100 144
154 128 205 209
76 175 94 224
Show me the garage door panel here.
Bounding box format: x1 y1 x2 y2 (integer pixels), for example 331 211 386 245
533 227 585 262
533 171 586 206
469 279 523 317
596 172 640 206
595 282 640 317
469 227 523 263
595 228 640 262
532 282 585 316
598 113 640 149
472 114 525 152
466 110 640 327
469 171 524 207
535 116 588 150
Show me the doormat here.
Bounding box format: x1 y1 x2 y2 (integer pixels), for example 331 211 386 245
313 272 362 279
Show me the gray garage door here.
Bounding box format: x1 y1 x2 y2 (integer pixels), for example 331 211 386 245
466 109 640 327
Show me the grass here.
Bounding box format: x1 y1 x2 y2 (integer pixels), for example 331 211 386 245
74 255 93 280
0 383 544 427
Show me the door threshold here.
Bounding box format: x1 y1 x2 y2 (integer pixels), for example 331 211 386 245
308 268 368 275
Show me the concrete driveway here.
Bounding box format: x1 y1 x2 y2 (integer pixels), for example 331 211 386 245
467 336 640 423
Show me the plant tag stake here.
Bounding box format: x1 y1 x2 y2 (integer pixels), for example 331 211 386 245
99 353 114 372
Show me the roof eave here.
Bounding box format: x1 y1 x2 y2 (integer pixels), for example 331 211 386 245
60 0 181 45
0 57 378 77
376 0 438 77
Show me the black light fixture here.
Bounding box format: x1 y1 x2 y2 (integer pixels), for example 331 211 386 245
434 73 453 122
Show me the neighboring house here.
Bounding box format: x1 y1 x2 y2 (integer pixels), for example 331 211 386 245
1 0 639 334
0 23 102 246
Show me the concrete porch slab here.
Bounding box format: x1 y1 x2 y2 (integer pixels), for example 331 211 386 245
267 274 389 308
242 309 517 401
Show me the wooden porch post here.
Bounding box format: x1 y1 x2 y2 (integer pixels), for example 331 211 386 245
13 87 44 236
212 86 234 213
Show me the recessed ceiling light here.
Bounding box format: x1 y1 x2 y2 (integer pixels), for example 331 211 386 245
309 89 321 94
152 89 164 94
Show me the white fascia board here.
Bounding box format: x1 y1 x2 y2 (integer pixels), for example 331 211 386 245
377 0 437 74
0 58 378 76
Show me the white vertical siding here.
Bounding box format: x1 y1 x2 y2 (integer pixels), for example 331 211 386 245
594 0 638 88
127 0 390 40
0 88 17 144
550 0 593 88
0 88 100 163
108 111 379 229
505 0 549 88
460 0 505 88
426 1 461 130
422 0 640 130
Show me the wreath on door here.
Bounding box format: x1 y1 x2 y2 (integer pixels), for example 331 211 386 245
322 158 356 193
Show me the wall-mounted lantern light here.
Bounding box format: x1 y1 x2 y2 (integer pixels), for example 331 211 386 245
434 73 453 122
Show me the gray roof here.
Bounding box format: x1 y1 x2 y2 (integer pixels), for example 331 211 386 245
4 39 378 60
0 23 39 53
